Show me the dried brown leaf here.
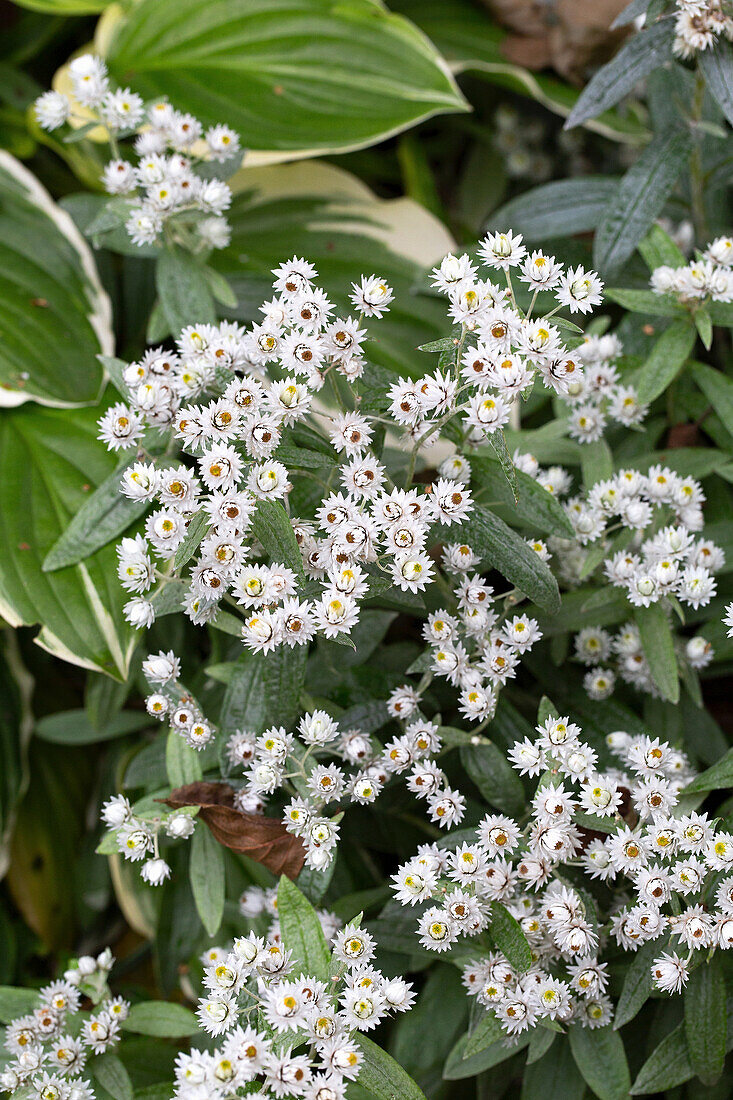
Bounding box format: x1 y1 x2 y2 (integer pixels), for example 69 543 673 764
164 782 305 879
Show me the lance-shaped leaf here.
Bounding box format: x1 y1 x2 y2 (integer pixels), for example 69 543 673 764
699 39 733 127
635 320 696 405
634 602 679 703
190 823 225 937
569 1024 631 1100
490 177 618 241
277 875 331 981
684 961 727 1085
355 1034 428 1100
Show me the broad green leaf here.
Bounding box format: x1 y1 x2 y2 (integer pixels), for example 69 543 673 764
593 129 691 276
635 320 696 405
569 1024 630 1100
565 21 674 129
92 1053 133 1100
490 177 619 241
0 404 137 679
121 1001 199 1038
460 742 525 816
104 0 466 156
0 150 112 406
36 708 147 745
614 939 659 1029
527 1025 557 1064
166 730 203 788
391 965 468 1078
174 510 209 570
604 288 684 317
0 986 38 1022
42 459 153 571
251 500 306 583
684 961 727 1085
464 1011 504 1058
156 248 216 338
356 1034 427 1100
487 431 518 501
213 161 454 377
190 823 225 937
472 457 574 538
522 1037 585 1100
490 901 532 972
634 602 679 703
219 645 308 732
684 747 733 793
690 362 733 444
630 1021 693 1094
699 40 733 127
440 504 560 612
277 875 331 981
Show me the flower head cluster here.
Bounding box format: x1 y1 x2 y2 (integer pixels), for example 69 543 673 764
177 922 414 1099
672 1 733 58
564 332 647 443
101 783 196 886
574 622 713 701
0 950 127 1098
651 236 733 303
392 709 732 1038
34 54 239 251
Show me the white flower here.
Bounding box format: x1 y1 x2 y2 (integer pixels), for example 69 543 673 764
35 91 70 130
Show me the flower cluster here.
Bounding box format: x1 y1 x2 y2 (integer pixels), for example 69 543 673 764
650 236 733 303
574 622 713 702
34 54 239 251
178 923 414 1099
0 950 128 1099
391 710 732 1038
563 332 647 444
101 787 196 887
672 1 733 58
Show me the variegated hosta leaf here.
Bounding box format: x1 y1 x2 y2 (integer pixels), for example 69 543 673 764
0 151 113 407
100 0 467 157
0 403 137 680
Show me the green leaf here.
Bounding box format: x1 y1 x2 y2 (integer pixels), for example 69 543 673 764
12 0 107 12
174 511 209 570
156 247 216 337
472 457 573 538
35 708 147 745
604 287 684 317
190 823 225 937
42 459 151 572
490 177 619 240
0 150 112 406
121 1001 199 1038
535 585 630 636
356 1033 427 1100
690 362 733 444
614 939 658 1028
166 730 203 788
251 500 306 582
694 309 713 351
698 39 733 127
684 960 727 1085
580 438 614 489
444 1029 531 1079
565 21 673 128
460 742 525 816
219 645 308 732
464 1011 504 1058
487 431 518 501
684 747 733 793
635 320 696 405
92 1053 133 1100
634 602 679 703
638 223 686 271
490 901 532 972
569 1024 630 1100
277 875 331 982
441 504 560 612
527 1025 557 1064
105 0 466 156
522 1037 585 1100
593 129 691 276
630 1021 693 1094
0 404 136 679
0 986 38 1022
